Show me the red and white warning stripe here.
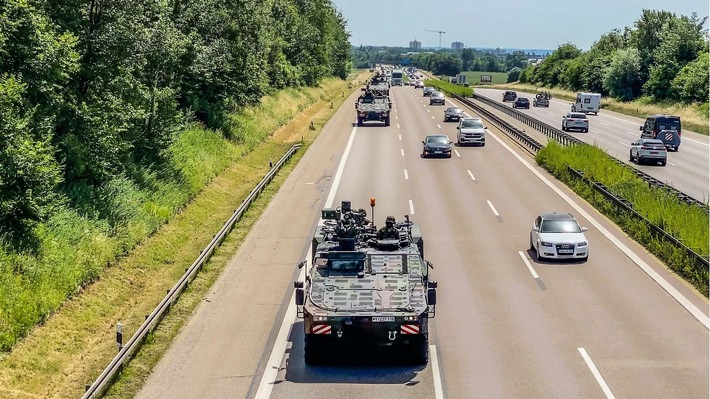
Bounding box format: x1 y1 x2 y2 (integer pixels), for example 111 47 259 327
312 324 332 334
400 324 420 335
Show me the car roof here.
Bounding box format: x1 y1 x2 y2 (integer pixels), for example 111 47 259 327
540 212 575 221
517 97 528 100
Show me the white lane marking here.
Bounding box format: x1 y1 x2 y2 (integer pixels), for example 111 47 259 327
682 137 710 146
398 134 402 140
431 116 435 120
454 149 461 158
401 148 405 156
599 122 609 126
437 124 442 129
518 251 540 279
396 115 399 120
578 348 616 399
431 345 445 399
409 199 415 214
487 130 710 329
395 109 397 113
547 112 556 117
626 131 637 136
618 141 631 147
467 170 477 182
486 200 500 217
668 161 676 166
591 130 600 134
427 109 431 113
404 169 409 180
255 124 359 399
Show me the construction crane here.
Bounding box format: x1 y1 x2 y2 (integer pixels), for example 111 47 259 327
425 29 446 49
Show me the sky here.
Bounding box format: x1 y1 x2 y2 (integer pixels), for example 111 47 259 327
330 0 709 51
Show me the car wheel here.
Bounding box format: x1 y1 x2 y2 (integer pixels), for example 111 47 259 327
529 236 534 251
584 129 588 133
582 255 589 262
561 125 566 131
638 156 644 165
661 159 667 166
629 150 633 162
534 243 542 262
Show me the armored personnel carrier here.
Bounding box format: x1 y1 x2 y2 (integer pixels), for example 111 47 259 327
356 85 391 127
294 200 437 365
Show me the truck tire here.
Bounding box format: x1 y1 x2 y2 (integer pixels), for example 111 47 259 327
409 334 429 365
384 116 391 127
357 117 363 127
304 335 324 365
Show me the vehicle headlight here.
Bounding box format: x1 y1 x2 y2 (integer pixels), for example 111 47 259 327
577 241 588 247
540 241 553 247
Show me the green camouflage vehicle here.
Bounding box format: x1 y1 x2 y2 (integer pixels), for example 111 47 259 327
294 200 437 365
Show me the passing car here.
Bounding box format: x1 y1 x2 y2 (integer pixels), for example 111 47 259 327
423 86 435 96
530 213 589 262
629 138 667 166
444 107 464 122
429 92 446 105
562 112 589 132
422 134 453 158
457 118 486 146
651 129 681 152
414 81 424 89
513 97 530 109
641 114 682 138
502 91 517 102
533 97 549 107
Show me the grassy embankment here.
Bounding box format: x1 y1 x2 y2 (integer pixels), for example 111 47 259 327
0 70 369 399
428 74 709 296
492 82 709 135
537 143 709 296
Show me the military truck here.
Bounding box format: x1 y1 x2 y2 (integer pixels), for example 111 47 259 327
294 200 437 365
356 85 391 126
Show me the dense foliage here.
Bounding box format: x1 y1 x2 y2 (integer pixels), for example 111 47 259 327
0 0 350 241
520 10 709 104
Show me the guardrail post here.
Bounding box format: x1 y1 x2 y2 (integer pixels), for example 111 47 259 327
116 322 123 352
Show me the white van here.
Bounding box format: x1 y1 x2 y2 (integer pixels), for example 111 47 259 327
571 92 601 115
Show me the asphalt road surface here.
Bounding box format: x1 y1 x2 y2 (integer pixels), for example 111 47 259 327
136 85 709 399
474 87 710 203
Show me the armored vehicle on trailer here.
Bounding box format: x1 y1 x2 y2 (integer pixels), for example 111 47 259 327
356 85 391 126
294 200 437 365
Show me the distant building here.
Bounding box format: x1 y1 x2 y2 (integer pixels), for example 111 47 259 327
451 41 464 50
409 39 421 49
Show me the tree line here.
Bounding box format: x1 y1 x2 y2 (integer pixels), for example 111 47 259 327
0 0 350 241
518 10 708 103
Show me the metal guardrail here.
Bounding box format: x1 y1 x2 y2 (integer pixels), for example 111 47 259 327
567 166 709 268
82 143 302 399
464 92 709 210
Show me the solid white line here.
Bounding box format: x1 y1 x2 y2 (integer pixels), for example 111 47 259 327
409 199 415 215
404 169 409 180
518 251 540 279
467 170 476 181
437 124 442 129
578 348 616 399
454 149 461 157
486 200 500 217
430 345 445 399
255 125 359 398
487 130 709 329
398 134 402 140
401 148 405 156
618 141 631 147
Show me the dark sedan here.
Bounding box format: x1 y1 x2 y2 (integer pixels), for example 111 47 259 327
513 97 530 109
422 134 453 158
444 107 464 122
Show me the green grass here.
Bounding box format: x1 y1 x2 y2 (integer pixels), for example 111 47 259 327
493 83 709 136
0 76 356 353
537 142 709 295
426 79 474 97
436 71 508 85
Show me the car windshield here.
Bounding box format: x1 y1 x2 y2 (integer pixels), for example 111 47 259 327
642 139 664 145
449 108 462 113
433 93 443 97
540 220 581 233
570 113 587 119
426 136 448 144
461 120 483 128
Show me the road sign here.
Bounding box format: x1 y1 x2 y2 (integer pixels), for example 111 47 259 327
480 75 492 83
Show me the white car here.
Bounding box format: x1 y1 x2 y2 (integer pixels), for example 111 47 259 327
562 112 589 132
456 118 486 146
530 213 589 261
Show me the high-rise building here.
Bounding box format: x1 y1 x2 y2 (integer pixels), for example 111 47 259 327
409 39 421 49
451 41 464 50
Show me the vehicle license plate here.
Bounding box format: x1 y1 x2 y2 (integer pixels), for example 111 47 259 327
651 151 658 154
559 249 574 254
435 150 441 153
372 317 395 322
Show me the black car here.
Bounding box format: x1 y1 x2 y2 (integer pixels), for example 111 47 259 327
444 107 464 122
429 92 446 105
422 134 453 158
503 91 517 102
513 97 530 109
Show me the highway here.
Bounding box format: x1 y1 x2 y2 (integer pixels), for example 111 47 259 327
136 85 709 399
474 88 710 203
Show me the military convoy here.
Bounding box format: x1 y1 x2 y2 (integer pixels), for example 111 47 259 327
356 73 392 127
294 200 437 365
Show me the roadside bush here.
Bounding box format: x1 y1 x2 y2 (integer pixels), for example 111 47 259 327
427 79 474 97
